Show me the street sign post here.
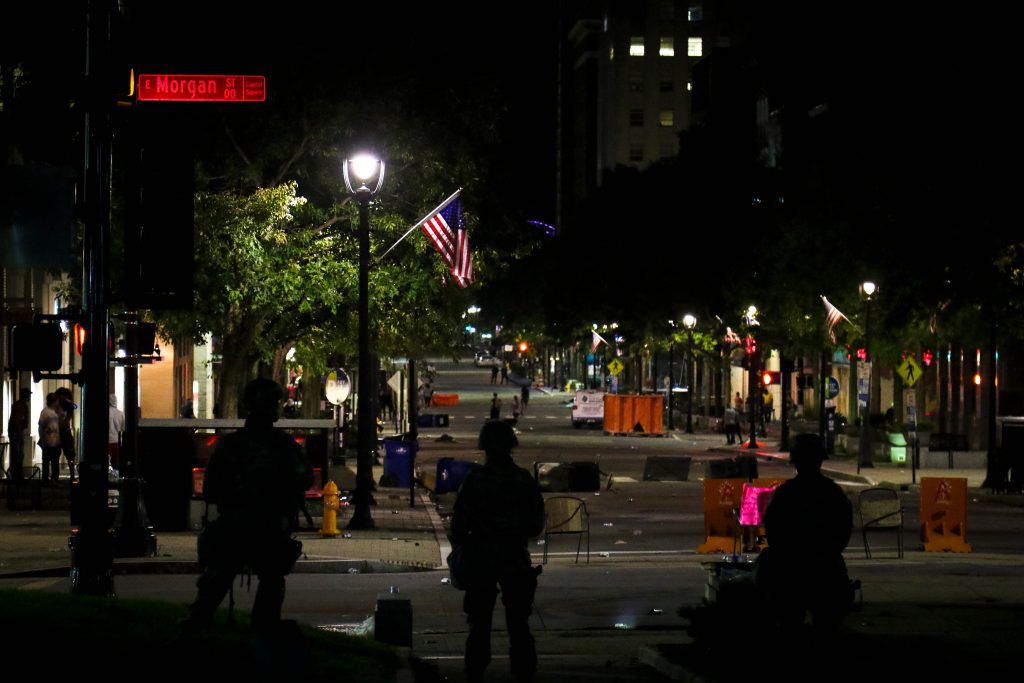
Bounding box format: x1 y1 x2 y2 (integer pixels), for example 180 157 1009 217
136 74 266 102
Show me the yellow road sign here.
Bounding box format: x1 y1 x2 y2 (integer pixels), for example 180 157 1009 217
897 357 923 387
607 358 624 376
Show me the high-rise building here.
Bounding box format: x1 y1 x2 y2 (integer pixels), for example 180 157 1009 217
558 0 746 233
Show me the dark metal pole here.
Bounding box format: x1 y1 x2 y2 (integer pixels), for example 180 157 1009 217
71 0 114 596
780 355 791 451
668 344 675 430
408 359 418 509
859 299 874 469
348 197 375 529
112 310 156 557
685 333 694 434
747 345 758 449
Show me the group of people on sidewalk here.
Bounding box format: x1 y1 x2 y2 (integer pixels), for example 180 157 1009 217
5 387 125 482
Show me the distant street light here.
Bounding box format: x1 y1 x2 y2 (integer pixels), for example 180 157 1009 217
746 306 760 450
683 314 697 434
858 281 877 472
343 153 385 529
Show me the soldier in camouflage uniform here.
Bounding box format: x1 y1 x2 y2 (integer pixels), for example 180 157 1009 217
184 379 313 634
451 420 545 682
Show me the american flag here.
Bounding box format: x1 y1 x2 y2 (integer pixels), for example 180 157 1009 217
421 197 462 269
821 295 851 343
452 228 474 288
592 331 608 352
420 196 474 288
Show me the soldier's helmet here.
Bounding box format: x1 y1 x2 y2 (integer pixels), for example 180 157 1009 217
244 379 285 420
478 419 518 453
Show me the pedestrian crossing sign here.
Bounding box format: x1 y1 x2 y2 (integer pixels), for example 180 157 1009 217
897 357 923 387
607 358 624 376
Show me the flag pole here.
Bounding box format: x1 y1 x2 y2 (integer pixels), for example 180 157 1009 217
377 188 463 263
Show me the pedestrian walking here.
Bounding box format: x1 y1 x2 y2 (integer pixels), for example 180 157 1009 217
448 420 545 683
38 393 62 482
6 388 30 480
54 387 77 481
490 364 499 385
734 392 743 411
489 393 502 420
724 406 741 445
511 395 521 421
520 384 530 414
108 394 124 474
500 362 509 385
181 379 313 638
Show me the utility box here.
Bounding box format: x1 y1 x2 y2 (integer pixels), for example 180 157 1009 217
888 432 908 465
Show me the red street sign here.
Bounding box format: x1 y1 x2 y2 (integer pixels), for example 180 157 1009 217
136 74 266 102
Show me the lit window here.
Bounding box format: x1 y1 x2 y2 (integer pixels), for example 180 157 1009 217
630 109 644 127
660 37 675 57
630 37 645 57
660 110 674 127
610 46 615 61
659 80 674 93
687 81 693 91
688 37 703 56
629 144 644 162
688 3 703 21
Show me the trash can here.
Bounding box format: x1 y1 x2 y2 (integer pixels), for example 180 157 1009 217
382 437 418 488
888 432 907 465
435 457 480 494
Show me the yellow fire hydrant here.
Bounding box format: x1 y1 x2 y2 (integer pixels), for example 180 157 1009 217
320 481 341 537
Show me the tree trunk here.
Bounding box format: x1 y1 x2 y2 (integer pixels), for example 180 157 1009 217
216 332 257 418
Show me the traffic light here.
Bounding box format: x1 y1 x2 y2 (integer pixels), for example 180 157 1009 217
518 341 529 353
762 371 781 386
73 323 87 356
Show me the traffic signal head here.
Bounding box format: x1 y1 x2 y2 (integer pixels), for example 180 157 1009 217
518 341 529 353
762 371 781 386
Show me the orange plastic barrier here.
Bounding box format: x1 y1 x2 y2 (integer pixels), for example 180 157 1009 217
603 394 664 434
697 478 746 554
920 477 972 552
429 393 459 407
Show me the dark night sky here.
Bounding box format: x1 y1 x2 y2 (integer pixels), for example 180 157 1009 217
123 1 561 219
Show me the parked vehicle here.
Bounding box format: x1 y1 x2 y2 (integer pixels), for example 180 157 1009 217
474 353 502 367
571 389 605 429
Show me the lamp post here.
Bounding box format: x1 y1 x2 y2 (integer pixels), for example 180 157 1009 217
683 314 697 434
858 281 876 472
667 321 676 430
745 306 760 450
343 153 385 530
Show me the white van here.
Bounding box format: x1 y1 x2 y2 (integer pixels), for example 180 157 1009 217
571 390 605 429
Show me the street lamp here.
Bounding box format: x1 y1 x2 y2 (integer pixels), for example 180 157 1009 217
858 281 876 472
344 153 385 530
683 314 697 434
745 306 760 450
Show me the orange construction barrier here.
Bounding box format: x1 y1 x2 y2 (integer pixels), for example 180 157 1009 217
697 478 746 554
920 477 972 552
603 394 664 434
429 393 459 407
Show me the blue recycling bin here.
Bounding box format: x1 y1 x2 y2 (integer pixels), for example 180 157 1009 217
382 438 418 488
435 457 481 494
